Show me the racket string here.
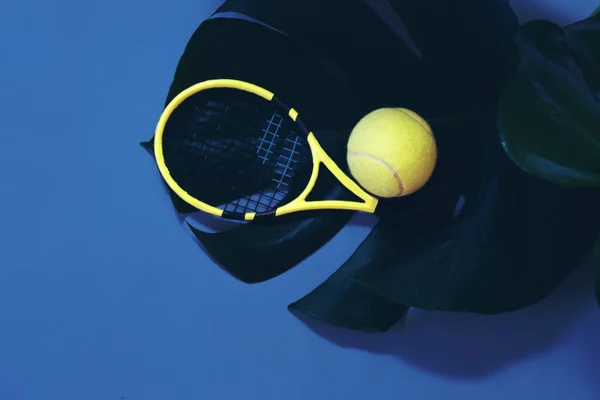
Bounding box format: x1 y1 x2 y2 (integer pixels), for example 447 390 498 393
161 89 311 215
224 111 308 214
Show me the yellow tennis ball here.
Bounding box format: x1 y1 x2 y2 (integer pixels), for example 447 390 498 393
346 108 437 198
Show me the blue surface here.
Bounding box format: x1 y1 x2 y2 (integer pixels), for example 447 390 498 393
1 0 599 399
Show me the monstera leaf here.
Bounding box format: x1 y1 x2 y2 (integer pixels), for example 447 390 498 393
497 12 600 308
189 183 355 284
291 114 600 331
141 14 364 282
497 16 600 186
216 0 519 116
144 0 522 289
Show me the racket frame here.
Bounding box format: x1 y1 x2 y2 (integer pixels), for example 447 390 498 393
153 79 378 221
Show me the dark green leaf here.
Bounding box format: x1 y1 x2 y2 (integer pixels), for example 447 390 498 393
387 0 519 111
188 129 356 284
142 15 363 214
220 0 518 329
162 15 364 129
189 185 354 284
497 17 600 187
219 0 519 116
294 117 600 316
288 256 410 332
288 211 425 332
141 13 369 281
591 6 600 17
289 113 501 331
143 0 523 326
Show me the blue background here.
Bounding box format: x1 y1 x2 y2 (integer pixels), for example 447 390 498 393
1 0 599 399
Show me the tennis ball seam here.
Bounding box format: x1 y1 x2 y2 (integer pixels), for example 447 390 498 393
347 151 404 196
395 108 432 133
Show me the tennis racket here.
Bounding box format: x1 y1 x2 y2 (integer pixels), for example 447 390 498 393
153 78 378 221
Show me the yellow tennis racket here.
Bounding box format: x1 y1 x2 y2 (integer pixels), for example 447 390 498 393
153 78 378 221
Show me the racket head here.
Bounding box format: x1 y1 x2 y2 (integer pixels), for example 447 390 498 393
154 79 378 221
154 79 317 220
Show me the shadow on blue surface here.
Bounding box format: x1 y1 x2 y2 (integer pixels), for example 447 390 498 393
581 312 600 393
295 257 598 379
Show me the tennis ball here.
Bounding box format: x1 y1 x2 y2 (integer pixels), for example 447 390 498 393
346 108 437 198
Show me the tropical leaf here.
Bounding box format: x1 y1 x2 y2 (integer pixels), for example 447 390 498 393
288 238 410 332
496 11 600 311
189 185 355 284
143 0 527 324
141 15 362 213
292 115 600 323
219 0 519 116
387 0 520 110
141 0 503 285
141 13 367 281
497 17 600 187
